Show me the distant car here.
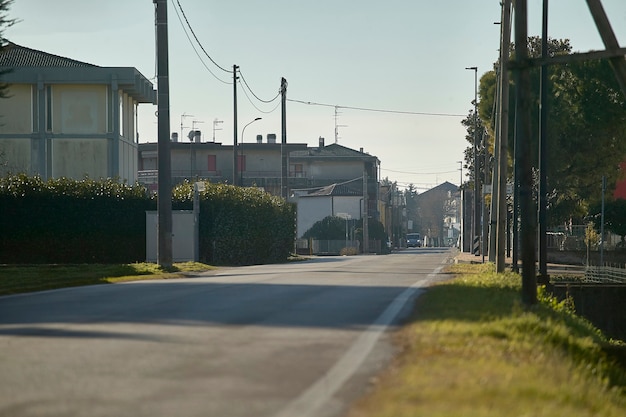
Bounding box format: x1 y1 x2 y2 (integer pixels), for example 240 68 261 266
406 233 422 248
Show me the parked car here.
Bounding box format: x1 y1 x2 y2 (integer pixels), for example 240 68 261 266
406 233 422 248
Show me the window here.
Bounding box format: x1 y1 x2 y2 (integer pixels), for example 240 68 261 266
237 155 246 172
207 155 216 172
45 85 52 132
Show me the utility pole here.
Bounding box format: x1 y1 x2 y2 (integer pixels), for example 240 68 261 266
154 0 172 268
362 170 369 254
496 0 512 273
586 0 626 98
489 63 501 263
281 77 288 199
513 0 538 305
233 65 239 185
466 66 480 256
538 0 549 283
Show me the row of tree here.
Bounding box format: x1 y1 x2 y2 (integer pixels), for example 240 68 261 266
462 36 626 241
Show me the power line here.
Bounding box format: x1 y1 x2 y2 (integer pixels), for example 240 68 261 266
174 0 231 74
239 70 281 104
239 79 282 114
382 168 460 175
171 0 230 85
288 99 466 117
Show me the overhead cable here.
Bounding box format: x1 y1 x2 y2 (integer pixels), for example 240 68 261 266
288 99 466 117
239 70 281 104
239 80 282 114
171 0 230 85
174 0 231 74
382 168 460 175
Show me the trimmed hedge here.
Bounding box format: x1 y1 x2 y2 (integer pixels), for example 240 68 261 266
0 175 296 265
173 181 296 265
0 175 153 263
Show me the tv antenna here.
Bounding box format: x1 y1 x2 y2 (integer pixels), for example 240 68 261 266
334 106 348 144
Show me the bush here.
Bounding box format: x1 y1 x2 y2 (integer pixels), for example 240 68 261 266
0 174 153 263
0 175 296 265
174 181 296 265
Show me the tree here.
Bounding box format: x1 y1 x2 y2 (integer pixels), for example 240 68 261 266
592 199 626 249
0 0 16 99
302 216 346 240
472 36 626 226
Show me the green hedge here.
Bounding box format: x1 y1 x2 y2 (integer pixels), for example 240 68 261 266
173 181 296 265
0 175 296 265
0 175 153 263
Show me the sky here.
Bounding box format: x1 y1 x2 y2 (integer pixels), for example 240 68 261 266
4 0 626 191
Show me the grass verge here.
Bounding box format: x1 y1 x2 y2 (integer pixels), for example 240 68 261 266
0 262 216 296
347 263 626 417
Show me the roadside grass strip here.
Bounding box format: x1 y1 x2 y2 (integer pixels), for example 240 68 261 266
0 262 215 296
347 263 626 417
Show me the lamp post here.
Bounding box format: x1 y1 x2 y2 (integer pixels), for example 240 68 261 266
240 117 262 186
465 66 479 256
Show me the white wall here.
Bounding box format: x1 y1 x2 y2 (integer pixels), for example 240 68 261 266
296 195 363 238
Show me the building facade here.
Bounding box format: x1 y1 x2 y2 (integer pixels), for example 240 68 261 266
0 43 156 182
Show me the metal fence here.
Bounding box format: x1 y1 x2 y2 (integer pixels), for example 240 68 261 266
295 239 383 255
583 264 626 284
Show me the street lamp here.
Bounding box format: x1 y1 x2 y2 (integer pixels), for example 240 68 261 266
240 117 262 186
465 66 479 256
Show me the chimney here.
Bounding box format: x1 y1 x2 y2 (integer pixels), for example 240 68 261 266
319 136 325 149
267 133 277 144
256 134 263 144
171 132 178 142
194 130 202 143
360 147 363 153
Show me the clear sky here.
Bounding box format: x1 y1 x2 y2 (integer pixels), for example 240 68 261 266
5 0 626 191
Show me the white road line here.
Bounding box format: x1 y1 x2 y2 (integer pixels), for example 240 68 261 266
274 264 445 417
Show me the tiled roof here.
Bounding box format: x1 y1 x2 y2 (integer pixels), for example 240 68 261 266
302 178 363 197
0 42 97 68
291 143 376 159
417 181 459 199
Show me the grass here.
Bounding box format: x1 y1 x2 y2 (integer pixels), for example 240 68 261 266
0 262 216 296
347 262 626 417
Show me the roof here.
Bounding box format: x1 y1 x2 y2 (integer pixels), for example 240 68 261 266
290 143 379 162
0 42 156 104
0 42 96 67
297 178 363 197
417 181 459 199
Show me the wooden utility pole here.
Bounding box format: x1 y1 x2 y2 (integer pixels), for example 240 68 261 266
233 65 239 185
586 0 626 98
466 66 480 256
496 0 512 273
362 170 369 254
154 0 172 268
281 77 288 199
512 0 537 305
537 0 549 283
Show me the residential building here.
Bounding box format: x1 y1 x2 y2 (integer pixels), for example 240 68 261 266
138 134 309 195
138 136 382 237
415 181 460 247
0 42 156 182
293 178 363 238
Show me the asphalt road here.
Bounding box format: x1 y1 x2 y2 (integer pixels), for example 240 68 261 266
0 248 453 417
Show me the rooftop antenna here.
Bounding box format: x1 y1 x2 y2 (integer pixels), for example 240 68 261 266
334 105 348 144
212 118 223 142
180 113 194 141
191 120 204 141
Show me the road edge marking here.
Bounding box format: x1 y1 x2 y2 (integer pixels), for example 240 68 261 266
274 264 445 417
